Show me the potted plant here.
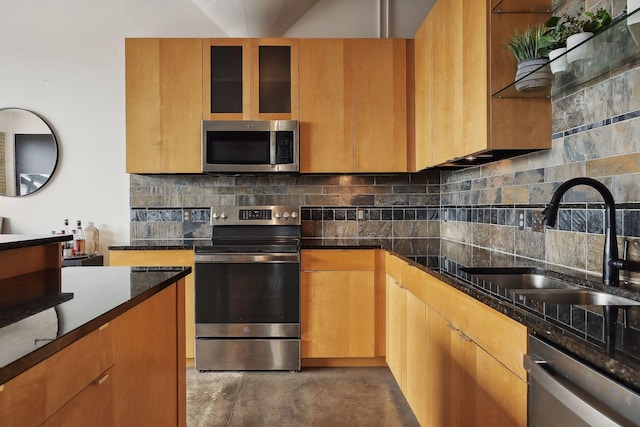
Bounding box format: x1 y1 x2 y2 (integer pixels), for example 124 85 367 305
566 8 613 63
504 24 554 92
545 14 575 73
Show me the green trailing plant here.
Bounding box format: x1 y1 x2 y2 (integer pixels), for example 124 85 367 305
545 13 579 49
544 8 612 50
504 24 555 62
582 8 613 33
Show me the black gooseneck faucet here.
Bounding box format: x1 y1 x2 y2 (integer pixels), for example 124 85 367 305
543 177 640 355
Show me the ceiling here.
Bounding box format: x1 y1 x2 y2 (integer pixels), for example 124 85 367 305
191 0 320 37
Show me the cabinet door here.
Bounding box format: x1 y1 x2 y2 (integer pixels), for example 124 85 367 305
405 290 427 426
299 39 353 173
352 39 408 172
473 344 527 426
414 14 434 170
109 249 195 361
385 275 406 388
462 0 489 158
425 306 457 427
203 39 251 120
125 38 202 173
301 270 375 357
112 282 186 427
251 38 299 120
430 0 463 166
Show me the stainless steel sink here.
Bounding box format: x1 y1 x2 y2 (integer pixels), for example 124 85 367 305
460 267 579 290
512 289 640 306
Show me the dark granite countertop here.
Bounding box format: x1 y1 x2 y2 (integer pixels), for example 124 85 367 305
107 238 640 392
0 234 72 251
0 266 191 384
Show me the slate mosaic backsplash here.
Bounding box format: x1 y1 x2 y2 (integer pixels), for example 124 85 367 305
129 173 442 263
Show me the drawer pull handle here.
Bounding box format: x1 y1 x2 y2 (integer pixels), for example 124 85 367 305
95 373 110 385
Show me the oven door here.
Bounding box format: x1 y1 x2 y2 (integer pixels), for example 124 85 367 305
194 252 300 338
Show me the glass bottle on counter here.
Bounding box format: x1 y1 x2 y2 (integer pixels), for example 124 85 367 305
84 222 99 255
73 220 85 255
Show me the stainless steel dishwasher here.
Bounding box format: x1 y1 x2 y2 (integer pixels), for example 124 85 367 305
526 335 640 426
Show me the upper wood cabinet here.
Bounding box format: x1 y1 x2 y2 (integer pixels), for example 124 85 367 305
125 38 203 173
413 0 551 169
299 38 409 173
203 38 299 121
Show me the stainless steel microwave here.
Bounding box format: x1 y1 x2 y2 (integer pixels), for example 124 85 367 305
202 120 299 173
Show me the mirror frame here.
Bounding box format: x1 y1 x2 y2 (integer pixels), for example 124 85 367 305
0 107 59 197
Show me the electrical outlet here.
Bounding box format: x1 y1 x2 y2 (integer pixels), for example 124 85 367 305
516 209 525 231
357 208 365 221
531 210 545 232
183 210 190 222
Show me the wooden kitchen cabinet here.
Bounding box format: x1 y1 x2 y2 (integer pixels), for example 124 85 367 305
109 249 195 361
383 251 527 426
385 253 428 426
298 39 353 172
125 38 203 173
300 249 385 364
112 282 186 427
385 261 406 388
413 0 551 168
424 272 528 426
203 38 299 121
0 322 114 427
299 39 409 173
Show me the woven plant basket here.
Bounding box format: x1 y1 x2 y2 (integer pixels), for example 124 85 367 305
515 57 552 92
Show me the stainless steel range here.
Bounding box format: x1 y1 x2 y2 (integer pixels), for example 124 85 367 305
194 205 301 371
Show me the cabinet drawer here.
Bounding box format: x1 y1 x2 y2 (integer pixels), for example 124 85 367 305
45 323 114 416
42 367 114 427
301 249 375 271
0 323 114 426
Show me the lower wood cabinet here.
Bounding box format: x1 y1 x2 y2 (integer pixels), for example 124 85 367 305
300 249 385 364
112 283 186 426
0 279 185 427
109 249 195 361
385 251 527 427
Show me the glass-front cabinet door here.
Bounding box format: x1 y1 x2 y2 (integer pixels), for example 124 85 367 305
203 38 298 120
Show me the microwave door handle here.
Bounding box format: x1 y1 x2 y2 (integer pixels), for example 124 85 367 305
270 132 276 166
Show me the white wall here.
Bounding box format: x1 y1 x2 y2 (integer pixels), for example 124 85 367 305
0 0 429 253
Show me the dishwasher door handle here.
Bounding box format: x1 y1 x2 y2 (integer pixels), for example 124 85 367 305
524 355 621 426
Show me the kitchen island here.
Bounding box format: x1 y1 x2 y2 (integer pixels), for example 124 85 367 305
0 235 189 427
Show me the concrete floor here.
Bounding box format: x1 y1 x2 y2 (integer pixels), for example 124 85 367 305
186 367 420 427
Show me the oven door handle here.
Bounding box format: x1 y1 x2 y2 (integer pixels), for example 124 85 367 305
195 253 299 263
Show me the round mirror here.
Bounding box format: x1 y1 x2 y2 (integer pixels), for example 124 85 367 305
0 108 58 197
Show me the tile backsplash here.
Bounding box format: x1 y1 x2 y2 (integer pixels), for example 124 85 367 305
130 172 442 263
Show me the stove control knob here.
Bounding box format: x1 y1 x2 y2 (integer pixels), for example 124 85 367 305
212 212 219 220
283 212 290 219
220 212 228 220
275 212 282 219
291 212 298 219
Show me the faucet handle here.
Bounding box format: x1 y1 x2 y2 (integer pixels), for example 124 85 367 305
624 239 629 261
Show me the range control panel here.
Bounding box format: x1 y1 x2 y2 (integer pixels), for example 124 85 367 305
210 205 300 226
